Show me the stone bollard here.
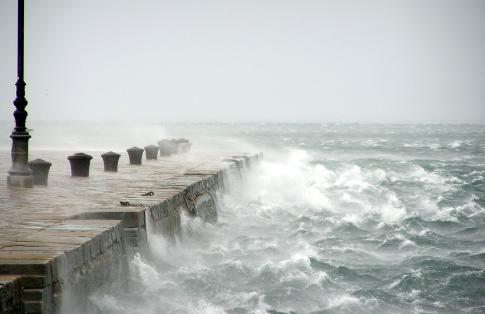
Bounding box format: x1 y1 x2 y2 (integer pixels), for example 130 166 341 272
144 145 159 160
158 140 173 156
101 151 121 172
28 159 52 185
67 153 93 177
127 147 144 165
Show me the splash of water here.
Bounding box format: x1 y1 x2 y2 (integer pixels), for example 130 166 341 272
85 124 485 313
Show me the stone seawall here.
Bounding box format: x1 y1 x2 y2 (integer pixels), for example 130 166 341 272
0 151 261 313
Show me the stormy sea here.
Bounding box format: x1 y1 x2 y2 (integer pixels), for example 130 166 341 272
13 122 485 314
75 123 482 314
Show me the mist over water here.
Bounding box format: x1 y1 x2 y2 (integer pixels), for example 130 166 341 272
53 123 483 314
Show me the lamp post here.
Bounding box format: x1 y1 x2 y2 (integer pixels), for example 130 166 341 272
7 0 33 188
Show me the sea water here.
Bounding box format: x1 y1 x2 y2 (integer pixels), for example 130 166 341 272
5 123 482 313
82 123 484 314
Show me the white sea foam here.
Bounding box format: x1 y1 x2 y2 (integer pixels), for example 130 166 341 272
233 149 415 224
188 300 226 314
85 124 484 314
89 295 125 313
449 140 465 149
131 253 162 287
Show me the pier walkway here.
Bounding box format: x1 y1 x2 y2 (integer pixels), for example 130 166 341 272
0 150 259 313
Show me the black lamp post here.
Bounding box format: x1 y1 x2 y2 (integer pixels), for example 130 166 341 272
7 0 33 188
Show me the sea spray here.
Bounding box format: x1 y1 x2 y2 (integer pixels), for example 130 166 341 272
87 123 485 314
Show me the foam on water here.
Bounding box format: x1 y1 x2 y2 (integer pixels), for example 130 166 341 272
84 124 485 314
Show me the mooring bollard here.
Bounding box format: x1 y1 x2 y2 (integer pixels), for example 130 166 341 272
28 159 52 185
101 151 121 172
169 139 179 154
144 145 159 160
67 153 93 177
127 147 144 165
175 138 191 153
158 139 173 156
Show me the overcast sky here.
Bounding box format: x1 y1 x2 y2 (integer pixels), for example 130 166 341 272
0 0 484 124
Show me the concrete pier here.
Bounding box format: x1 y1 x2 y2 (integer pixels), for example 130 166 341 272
0 151 260 313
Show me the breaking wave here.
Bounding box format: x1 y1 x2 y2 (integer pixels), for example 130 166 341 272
89 124 485 313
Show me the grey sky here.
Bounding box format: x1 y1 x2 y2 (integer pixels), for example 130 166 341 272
0 0 484 124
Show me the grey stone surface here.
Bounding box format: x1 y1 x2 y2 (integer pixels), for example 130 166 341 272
0 276 23 314
0 150 261 313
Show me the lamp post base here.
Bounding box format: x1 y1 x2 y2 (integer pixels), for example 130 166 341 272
7 174 33 188
8 131 33 188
